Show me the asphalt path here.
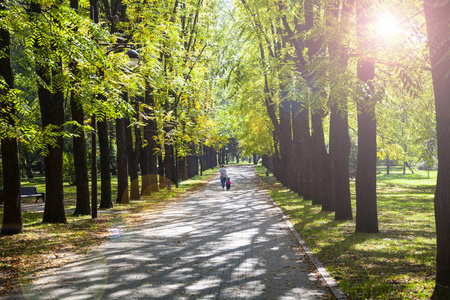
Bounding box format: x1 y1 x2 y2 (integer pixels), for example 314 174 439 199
10 165 343 299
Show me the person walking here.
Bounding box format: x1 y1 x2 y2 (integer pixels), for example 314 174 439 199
219 165 227 190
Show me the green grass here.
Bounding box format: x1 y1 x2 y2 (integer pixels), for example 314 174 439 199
0 168 217 295
256 165 436 299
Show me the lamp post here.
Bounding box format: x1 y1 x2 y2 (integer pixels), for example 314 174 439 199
125 49 140 67
93 45 140 216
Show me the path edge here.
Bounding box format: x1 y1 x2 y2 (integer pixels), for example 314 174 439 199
256 172 347 300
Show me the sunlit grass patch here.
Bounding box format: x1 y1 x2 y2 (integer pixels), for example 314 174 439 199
256 165 436 299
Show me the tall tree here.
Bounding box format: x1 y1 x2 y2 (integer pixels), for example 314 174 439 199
0 0 22 234
90 0 99 218
116 114 129 204
97 114 112 209
327 0 353 219
71 0 90 216
30 1 66 223
141 86 158 194
124 110 140 199
97 0 127 209
355 0 378 233
304 0 330 206
423 0 450 297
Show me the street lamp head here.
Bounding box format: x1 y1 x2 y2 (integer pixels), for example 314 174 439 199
125 49 140 67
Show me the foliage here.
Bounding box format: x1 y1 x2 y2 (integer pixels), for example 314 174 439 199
377 80 436 170
123 0 228 157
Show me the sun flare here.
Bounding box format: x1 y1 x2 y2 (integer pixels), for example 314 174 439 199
376 14 399 38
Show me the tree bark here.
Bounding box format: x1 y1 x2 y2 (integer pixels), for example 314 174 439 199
91 115 98 218
97 117 112 209
311 112 330 207
0 11 22 234
186 144 198 179
142 87 158 193
30 1 66 224
158 152 165 189
71 95 90 215
140 141 150 195
90 0 98 219
291 101 306 196
69 0 90 216
355 1 378 233
386 156 390 175
116 117 129 204
23 151 34 179
279 98 293 188
141 89 151 195
327 0 353 219
329 98 351 217
124 116 140 200
423 0 450 296
164 144 175 190
134 97 143 186
40 85 66 224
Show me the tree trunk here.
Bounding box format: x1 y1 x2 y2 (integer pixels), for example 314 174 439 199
423 0 450 296
1 136 21 234
355 1 378 233
116 117 129 204
140 141 150 195
124 116 140 200
90 0 98 219
134 98 143 188
71 95 90 215
91 115 98 218
23 151 34 179
158 152 165 189
148 92 159 192
97 118 112 209
178 156 187 181
279 99 293 188
40 86 66 223
291 101 304 195
302 114 313 200
164 144 175 190
141 87 158 194
327 0 353 219
329 99 352 217
29 1 66 224
386 156 390 175
69 0 90 216
120 92 139 200
186 144 198 179
0 13 22 234
311 112 330 207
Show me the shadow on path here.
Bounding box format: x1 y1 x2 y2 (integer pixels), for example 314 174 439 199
15 165 335 299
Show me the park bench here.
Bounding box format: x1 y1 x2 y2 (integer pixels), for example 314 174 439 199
0 187 45 204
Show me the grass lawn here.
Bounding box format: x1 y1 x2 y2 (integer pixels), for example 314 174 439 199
0 168 217 296
256 165 436 299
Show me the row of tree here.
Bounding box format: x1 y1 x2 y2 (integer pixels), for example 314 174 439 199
1 0 449 296
0 0 228 233
218 0 449 296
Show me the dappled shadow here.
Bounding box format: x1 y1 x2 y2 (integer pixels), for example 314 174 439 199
314 230 435 299
18 165 332 299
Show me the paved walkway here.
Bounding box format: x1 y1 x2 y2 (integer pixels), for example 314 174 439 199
13 165 339 299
